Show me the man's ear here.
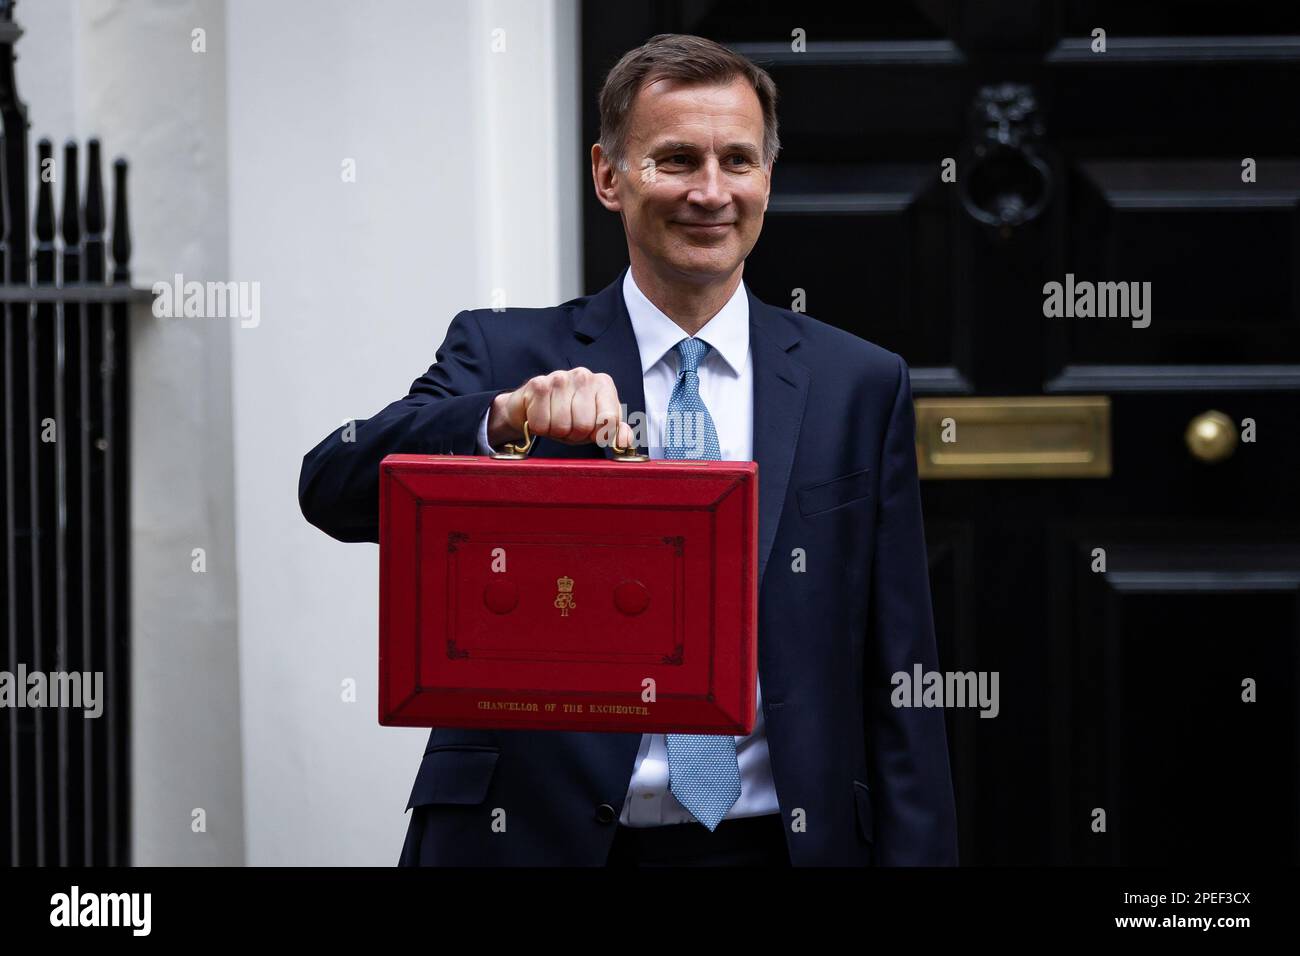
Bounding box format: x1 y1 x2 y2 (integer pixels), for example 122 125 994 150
591 143 623 213
763 159 774 212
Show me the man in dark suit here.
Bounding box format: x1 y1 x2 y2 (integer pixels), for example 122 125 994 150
298 33 957 866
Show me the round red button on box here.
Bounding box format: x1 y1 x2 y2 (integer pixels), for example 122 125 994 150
483 579 519 614
613 580 650 616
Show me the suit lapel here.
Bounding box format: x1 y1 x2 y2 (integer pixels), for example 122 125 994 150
565 267 647 461
747 289 810 591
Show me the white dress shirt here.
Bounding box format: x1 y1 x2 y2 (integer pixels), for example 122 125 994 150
475 267 780 827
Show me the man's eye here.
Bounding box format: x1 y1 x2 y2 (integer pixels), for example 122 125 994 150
665 154 689 165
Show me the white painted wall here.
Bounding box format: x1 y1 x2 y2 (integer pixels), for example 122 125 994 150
226 0 580 864
17 0 580 865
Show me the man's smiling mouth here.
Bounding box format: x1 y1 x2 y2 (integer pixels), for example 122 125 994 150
673 221 734 233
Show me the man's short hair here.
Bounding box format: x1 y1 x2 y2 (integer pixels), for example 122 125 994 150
597 33 780 173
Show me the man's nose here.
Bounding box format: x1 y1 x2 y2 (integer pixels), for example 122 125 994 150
686 157 730 209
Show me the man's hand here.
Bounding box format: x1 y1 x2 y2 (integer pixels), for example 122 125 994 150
487 367 635 449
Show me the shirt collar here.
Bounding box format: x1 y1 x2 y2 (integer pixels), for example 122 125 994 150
622 266 749 377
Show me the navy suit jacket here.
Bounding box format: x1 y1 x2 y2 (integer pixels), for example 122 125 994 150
298 267 958 866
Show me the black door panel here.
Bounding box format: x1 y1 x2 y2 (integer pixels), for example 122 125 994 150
582 0 1300 864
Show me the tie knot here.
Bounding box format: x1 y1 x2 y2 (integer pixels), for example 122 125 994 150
674 337 711 375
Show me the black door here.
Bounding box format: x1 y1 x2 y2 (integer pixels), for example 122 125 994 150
582 0 1300 864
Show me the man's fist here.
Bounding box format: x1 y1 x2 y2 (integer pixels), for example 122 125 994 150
487 367 635 450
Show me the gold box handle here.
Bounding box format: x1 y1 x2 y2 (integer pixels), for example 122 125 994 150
488 419 647 461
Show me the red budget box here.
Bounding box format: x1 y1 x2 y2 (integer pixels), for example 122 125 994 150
378 452 758 734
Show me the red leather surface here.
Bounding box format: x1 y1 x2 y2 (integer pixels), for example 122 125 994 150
379 454 758 734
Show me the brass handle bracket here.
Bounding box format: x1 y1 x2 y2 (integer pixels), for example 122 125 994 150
487 419 648 461
488 420 535 460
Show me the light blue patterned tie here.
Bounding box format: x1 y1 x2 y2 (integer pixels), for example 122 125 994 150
663 337 738 830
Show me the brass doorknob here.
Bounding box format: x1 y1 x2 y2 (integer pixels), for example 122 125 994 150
1185 410 1237 463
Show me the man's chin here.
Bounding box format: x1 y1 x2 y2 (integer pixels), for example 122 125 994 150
663 250 740 282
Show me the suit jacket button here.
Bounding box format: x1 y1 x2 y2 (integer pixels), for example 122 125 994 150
595 803 616 824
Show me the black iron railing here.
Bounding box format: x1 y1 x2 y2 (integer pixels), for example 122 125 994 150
0 0 144 866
